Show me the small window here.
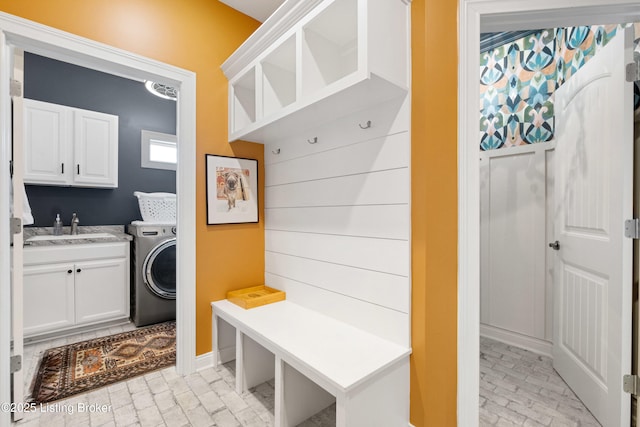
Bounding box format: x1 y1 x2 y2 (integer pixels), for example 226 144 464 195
141 130 177 171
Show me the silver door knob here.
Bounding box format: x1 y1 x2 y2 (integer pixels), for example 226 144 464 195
548 240 560 250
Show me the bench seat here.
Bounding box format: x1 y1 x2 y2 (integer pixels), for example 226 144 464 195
211 299 411 426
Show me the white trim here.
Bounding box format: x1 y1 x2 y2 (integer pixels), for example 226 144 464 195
459 1 639 426
0 13 197 426
0 30 11 427
478 139 556 160
480 324 553 358
196 351 214 371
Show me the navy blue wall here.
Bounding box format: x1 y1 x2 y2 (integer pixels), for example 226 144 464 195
24 52 177 226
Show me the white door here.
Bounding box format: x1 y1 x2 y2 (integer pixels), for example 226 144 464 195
10 48 25 422
552 27 634 427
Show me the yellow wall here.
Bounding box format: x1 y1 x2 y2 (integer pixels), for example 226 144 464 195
0 1 460 425
0 0 265 357
410 0 458 425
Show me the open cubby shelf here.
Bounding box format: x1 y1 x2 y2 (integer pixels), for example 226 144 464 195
223 0 409 144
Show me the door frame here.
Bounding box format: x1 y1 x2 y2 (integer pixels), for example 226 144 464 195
458 1 640 425
0 13 197 427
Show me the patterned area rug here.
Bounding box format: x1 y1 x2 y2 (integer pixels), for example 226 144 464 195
30 321 175 404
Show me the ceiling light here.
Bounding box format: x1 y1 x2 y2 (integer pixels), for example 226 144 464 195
145 81 178 101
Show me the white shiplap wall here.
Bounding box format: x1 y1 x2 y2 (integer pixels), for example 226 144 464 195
263 97 411 347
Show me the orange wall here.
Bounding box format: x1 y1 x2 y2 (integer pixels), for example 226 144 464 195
410 0 458 426
1 1 461 425
0 0 264 356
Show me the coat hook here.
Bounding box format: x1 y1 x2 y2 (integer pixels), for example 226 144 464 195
359 120 372 129
272 148 281 155
307 137 318 144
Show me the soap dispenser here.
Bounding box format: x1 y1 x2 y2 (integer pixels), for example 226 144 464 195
53 214 63 235
70 212 79 235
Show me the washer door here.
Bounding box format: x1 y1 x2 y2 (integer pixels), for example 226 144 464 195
143 238 176 299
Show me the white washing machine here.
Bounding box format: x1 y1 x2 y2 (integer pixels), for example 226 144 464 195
127 223 176 327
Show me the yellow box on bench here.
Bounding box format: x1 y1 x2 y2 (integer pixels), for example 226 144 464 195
227 285 286 309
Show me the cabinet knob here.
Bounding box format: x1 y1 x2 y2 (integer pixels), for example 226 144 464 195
67 269 72 274
76 268 81 273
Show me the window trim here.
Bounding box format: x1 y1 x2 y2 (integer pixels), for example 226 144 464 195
141 129 177 171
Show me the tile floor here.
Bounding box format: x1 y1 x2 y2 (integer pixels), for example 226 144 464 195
480 336 601 427
15 322 335 427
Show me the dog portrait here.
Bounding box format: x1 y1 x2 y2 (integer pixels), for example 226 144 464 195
207 155 258 224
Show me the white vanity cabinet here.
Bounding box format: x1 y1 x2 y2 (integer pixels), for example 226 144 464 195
23 242 130 338
222 0 410 143
23 98 119 188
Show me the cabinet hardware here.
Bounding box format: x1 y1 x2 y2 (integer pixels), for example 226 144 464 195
67 269 72 274
548 240 560 250
77 164 80 175
307 137 318 144
358 120 372 129
272 148 281 155
76 268 81 273
61 163 64 174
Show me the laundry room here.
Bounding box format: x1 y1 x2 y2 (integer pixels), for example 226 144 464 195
15 50 178 398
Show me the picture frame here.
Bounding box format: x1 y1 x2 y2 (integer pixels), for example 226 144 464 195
205 154 258 224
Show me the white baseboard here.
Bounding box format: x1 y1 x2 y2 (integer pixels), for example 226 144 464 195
196 351 213 371
195 346 236 371
480 324 552 357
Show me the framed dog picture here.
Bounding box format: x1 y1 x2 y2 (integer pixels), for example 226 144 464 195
205 154 258 225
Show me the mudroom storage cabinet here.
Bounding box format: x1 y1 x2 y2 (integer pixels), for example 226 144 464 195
222 0 410 144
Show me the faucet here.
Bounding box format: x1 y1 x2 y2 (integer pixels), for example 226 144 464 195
70 212 79 235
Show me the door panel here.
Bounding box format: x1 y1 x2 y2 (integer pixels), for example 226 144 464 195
553 27 634 427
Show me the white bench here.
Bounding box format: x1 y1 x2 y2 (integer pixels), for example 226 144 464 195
211 299 411 427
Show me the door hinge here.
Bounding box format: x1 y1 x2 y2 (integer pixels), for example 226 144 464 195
626 62 639 82
10 217 21 235
9 79 21 97
9 355 21 374
625 219 640 239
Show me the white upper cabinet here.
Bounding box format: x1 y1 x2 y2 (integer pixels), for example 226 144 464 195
222 0 410 143
73 109 119 187
23 98 119 188
23 100 69 185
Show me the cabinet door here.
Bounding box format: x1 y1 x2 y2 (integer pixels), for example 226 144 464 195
23 262 75 337
73 109 118 188
23 99 70 185
74 257 129 324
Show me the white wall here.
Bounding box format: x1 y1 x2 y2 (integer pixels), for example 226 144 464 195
479 142 555 355
263 97 411 347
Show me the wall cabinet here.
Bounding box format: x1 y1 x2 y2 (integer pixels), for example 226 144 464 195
221 0 410 143
23 98 119 188
23 242 129 338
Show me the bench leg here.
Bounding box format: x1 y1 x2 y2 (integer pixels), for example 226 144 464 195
235 329 244 394
275 357 284 427
212 313 219 368
336 358 409 427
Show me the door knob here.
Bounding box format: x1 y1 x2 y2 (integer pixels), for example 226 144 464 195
548 240 560 250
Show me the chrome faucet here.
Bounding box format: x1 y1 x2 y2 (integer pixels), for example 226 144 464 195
70 212 79 235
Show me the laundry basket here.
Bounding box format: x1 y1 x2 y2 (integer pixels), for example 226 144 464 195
134 191 176 223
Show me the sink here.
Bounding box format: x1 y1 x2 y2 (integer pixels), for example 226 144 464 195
26 233 115 242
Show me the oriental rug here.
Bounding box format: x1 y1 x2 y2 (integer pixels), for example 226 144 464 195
30 321 175 404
